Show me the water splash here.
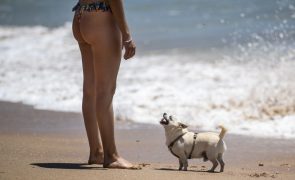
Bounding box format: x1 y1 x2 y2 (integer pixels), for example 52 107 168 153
0 21 295 138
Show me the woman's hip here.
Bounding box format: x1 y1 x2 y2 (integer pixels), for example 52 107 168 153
72 12 121 47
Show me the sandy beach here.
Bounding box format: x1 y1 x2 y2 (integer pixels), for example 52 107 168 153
0 101 294 180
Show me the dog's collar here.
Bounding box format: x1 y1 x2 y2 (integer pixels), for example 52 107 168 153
168 132 187 149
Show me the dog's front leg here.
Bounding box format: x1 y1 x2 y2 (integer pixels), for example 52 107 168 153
179 157 188 171
178 159 183 170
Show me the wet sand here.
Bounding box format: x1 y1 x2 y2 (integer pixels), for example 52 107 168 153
0 101 294 180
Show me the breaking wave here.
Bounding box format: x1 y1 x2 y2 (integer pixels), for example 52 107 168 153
0 23 295 138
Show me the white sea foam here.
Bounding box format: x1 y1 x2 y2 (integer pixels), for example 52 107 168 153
0 23 295 139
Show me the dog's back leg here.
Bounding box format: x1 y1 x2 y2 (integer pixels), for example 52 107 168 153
217 153 225 172
206 149 218 172
208 159 218 172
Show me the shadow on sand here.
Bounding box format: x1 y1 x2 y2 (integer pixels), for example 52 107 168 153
154 168 220 173
30 163 107 170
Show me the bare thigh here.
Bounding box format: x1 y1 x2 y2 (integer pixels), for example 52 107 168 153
78 11 122 94
72 13 95 94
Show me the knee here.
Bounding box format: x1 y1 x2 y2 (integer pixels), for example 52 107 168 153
83 83 95 99
95 85 116 102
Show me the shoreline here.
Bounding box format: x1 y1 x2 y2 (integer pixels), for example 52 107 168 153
0 100 295 179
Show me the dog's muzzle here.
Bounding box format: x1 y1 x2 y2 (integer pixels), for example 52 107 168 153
160 118 169 125
160 112 169 125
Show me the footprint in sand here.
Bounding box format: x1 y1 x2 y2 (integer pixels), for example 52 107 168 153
249 172 278 178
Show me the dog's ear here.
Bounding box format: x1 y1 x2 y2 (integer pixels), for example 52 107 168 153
169 115 173 121
178 122 188 129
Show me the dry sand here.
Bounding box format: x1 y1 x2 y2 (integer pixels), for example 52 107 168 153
0 101 294 180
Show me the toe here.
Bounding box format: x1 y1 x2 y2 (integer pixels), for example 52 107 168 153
103 158 141 170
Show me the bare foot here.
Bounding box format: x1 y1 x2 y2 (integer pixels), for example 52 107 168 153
88 151 104 165
103 157 141 170
88 157 104 165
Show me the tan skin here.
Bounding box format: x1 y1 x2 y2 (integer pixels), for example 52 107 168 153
72 0 137 169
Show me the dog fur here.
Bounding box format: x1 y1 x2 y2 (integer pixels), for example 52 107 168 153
160 113 227 172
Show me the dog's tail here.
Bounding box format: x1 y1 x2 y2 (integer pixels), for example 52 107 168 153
218 125 227 140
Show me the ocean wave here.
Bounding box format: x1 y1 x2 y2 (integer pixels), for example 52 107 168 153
0 23 295 139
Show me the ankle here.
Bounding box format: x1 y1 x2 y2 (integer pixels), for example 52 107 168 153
104 153 120 163
90 148 103 157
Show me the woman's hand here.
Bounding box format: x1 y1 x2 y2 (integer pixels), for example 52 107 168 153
123 40 136 60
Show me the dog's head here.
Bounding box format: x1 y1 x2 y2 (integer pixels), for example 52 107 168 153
160 113 188 129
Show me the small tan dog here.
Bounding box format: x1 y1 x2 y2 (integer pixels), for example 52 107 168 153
160 113 227 172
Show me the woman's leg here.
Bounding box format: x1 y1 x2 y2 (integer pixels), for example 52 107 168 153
79 11 135 168
72 14 103 164
79 42 104 164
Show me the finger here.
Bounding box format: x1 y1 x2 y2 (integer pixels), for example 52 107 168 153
124 48 130 60
124 47 132 60
127 48 133 59
132 46 136 56
123 44 129 60
123 49 128 60
129 48 135 59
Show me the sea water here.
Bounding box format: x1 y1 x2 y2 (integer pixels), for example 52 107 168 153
0 0 295 138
